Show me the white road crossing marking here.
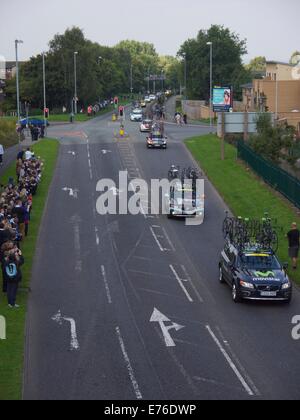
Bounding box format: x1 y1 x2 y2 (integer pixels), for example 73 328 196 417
52 311 79 351
62 187 79 199
115 327 143 400
169 265 193 303
206 325 255 397
150 308 185 347
101 265 112 304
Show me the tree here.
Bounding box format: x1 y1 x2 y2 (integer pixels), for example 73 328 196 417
250 114 296 164
178 25 251 101
245 56 266 72
290 51 300 65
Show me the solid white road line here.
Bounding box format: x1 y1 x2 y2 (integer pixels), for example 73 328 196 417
206 325 255 397
115 327 143 400
101 265 112 304
169 265 193 303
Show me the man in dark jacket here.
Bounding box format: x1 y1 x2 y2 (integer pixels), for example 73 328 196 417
287 223 300 270
5 248 24 308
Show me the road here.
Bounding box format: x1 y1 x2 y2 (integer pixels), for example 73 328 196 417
23 106 300 400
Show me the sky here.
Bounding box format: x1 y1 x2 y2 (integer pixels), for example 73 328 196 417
0 0 299 63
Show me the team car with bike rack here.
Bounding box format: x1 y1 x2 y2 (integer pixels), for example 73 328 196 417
165 166 205 220
219 213 292 303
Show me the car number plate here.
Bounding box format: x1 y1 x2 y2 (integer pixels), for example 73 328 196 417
260 291 277 297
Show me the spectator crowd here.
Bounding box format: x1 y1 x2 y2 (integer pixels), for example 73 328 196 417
0 148 43 308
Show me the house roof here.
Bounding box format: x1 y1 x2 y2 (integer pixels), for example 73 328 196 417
266 61 293 67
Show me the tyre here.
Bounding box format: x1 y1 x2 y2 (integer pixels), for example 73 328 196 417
232 282 242 303
219 266 225 284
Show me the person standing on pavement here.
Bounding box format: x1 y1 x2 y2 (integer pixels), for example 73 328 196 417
5 248 24 308
0 144 4 166
287 223 300 270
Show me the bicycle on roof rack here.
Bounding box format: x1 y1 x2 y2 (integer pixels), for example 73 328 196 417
222 211 281 253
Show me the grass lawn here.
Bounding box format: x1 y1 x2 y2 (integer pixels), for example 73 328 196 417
0 139 59 400
186 134 300 285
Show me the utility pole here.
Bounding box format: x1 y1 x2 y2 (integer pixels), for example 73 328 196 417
207 42 213 127
130 63 133 98
74 51 78 114
42 52 47 135
147 66 150 93
15 39 23 145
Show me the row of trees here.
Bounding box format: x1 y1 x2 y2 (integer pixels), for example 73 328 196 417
6 25 296 112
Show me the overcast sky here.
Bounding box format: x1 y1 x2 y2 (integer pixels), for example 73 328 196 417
0 0 299 63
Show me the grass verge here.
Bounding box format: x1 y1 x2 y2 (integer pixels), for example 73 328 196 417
0 139 59 400
186 134 300 285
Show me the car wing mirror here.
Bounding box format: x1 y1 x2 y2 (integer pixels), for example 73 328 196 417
283 262 289 271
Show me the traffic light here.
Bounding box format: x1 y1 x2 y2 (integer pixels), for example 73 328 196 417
44 108 49 119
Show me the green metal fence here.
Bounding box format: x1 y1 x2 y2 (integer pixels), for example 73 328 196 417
237 141 300 209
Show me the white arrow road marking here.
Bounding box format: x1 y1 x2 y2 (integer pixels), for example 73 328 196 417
52 311 79 351
101 149 112 155
68 151 76 156
150 308 185 347
62 187 79 198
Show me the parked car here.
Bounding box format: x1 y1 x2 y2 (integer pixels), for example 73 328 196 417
20 118 49 128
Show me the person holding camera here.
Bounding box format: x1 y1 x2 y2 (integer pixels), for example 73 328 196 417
5 247 24 308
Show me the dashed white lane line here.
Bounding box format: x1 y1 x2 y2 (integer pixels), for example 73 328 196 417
95 226 100 245
206 325 255 397
150 226 165 252
181 265 204 303
169 264 193 303
115 327 143 400
101 265 112 304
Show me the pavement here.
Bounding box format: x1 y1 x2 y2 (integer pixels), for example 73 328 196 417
22 104 300 400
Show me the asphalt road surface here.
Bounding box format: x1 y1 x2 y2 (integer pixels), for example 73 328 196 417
23 107 300 400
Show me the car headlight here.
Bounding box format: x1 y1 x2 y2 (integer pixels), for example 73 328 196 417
240 280 254 289
282 282 291 290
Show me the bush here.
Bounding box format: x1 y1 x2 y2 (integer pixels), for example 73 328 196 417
0 119 18 148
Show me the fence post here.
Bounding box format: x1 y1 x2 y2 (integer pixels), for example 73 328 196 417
221 112 225 161
243 112 249 142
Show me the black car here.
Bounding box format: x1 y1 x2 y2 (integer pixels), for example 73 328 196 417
219 243 292 303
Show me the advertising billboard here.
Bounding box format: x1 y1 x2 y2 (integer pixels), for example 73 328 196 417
213 87 233 112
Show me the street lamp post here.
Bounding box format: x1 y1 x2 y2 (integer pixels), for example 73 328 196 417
183 53 187 100
275 67 278 122
161 70 164 92
42 52 47 135
74 51 78 114
130 63 133 98
207 42 213 128
15 39 23 144
147 66 150 94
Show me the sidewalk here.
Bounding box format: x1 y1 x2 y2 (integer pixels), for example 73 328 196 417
0 132 42 178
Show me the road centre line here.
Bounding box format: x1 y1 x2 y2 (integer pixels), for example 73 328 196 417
115 327 143 400
205 325 255 397
101 265 112 304
169 264 193 303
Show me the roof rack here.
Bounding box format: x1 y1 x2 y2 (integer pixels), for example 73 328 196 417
223 212 280 253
